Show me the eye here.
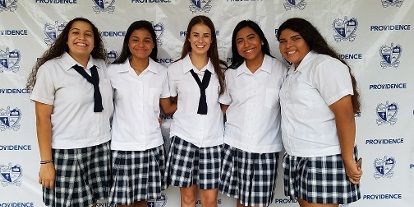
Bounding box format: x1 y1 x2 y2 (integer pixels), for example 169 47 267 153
279 39 286 44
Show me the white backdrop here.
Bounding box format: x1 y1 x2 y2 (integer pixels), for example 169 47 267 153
1 0 413 207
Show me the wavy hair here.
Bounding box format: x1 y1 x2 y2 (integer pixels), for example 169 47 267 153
276 17 360 113
26 17 106 90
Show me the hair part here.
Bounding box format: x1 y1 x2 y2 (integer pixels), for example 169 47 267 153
276 17 360 113
179 15 226 94
113 20 158 64
229 20 273 69
26 17 106 89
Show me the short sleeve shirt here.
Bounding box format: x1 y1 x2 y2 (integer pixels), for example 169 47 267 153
30 52 113 149
279 51 353 157
168 54 224 147
219 55 287 153
108 59 170 151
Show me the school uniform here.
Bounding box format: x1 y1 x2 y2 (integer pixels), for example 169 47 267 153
30 52 113 207
279 51 361 204
107 59 169 205
218 55 287 207
165 54 223 189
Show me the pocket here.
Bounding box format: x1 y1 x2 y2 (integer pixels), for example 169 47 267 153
264 88 279 109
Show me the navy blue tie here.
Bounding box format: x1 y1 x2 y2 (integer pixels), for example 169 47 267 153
72 64 103 112
189 69 211 115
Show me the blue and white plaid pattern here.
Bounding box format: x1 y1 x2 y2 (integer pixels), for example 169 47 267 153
219 144 279 207
43 141 111 207
283 150 361 204
109 145 166 206
165 136 221 189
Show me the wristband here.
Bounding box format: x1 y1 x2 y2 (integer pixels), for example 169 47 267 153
40 160 53 164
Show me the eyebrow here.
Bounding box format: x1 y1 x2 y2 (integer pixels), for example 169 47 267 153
69 28 92 33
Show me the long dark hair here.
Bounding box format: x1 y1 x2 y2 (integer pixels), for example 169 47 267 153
27 17 106 89
113 20 158 64
229 20 273 69
276 17 360 113
179 15 226 94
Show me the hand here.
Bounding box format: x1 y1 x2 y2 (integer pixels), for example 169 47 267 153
343 159 362 184
39 163 55 189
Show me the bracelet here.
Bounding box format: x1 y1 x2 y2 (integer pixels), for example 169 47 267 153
40 160 53 164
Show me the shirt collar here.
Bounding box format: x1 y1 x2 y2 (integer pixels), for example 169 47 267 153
182 54 215 75
292 51 316 74
62 52 99 71
236 54 271 76
117 58 159 74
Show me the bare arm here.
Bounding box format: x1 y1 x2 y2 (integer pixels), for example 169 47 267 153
329 95 362 184
35 101 55 188
160 96 177 116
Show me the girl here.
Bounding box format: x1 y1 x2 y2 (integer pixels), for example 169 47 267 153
27 17 113 207
165 15 226 207
219 20 287 207
276 17 362 207
107 20 176 207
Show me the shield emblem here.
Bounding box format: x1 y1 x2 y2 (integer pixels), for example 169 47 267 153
333 18 357 38
147 193 167 207
0 48 20 71
374 157 395 177
0 107 21 129
44 23 57 40
0 164 22 185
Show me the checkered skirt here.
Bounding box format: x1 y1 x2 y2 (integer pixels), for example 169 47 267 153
109 145 166 205
164 136 222 189
43 141 111 207
219 144 279 207
283 149 361 204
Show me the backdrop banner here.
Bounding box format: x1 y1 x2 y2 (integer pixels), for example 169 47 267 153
0 1 413 207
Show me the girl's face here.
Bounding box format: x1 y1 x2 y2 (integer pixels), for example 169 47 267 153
278 28 310 66
128 28 154 60
235 26 264 62
66 21 95 59
188 23 212 56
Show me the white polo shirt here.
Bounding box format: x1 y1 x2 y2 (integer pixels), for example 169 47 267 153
168 54 224 147
280 51 354 157
108 59 170 151
219 55 287 153
30 52 113 149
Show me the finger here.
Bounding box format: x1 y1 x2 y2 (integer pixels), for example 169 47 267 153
48 180 55 189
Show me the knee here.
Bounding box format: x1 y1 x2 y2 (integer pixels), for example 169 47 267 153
181 191 197 206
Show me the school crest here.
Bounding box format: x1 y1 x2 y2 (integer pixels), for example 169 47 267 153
189 0 212 13
381 0 403 8
0 48 20 73
376 101 398 125
153 22 164 45
92 0 115 13
107 50 118 63
0 163 22 186
374 156 395 179
333 17 358 42
380 43 401 68
0 0 17 12
147 193 167 207
283 0 306 10
44 21 67 45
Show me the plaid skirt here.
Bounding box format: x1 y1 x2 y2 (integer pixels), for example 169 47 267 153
283 149 361 204
219 144 279 207
164 136 222 189
43 141 111 207
109 145 166 205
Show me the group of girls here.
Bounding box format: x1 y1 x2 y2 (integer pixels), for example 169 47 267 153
28 14 362 207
